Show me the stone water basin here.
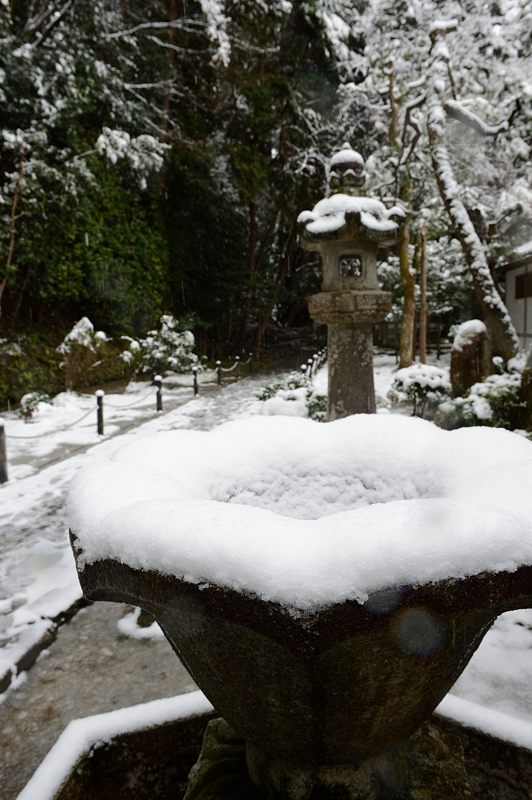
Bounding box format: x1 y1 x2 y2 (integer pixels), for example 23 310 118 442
68 415 532 797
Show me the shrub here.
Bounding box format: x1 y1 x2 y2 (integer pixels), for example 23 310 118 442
0 335 63 409
257 372 326 421
18 392 50 422
136 314 199 376
256 372 309 401
57 317 103 390
438 370 525 430
389 363 451 418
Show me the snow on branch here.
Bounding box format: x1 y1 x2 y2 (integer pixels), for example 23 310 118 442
429 19 458 40
443 100 509 136
199 0 231 67
95 128 168 187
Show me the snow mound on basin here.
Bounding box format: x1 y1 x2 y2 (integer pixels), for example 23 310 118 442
68 415 532 612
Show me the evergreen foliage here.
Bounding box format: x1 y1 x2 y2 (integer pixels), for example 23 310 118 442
0 1 530 403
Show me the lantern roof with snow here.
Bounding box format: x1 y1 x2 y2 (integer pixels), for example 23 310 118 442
329 143 365 194
298 144 404 249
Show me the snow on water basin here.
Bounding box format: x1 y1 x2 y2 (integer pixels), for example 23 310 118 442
68 415 532 613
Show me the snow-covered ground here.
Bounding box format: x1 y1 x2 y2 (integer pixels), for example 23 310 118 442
2 354 532 751
0 371 271 692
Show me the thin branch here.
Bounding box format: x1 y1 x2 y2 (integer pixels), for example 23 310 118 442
104 18 204 41
146 34 208 55
32 0 74 48
124 80 175 91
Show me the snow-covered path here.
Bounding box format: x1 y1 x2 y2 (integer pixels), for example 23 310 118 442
0 373 275 689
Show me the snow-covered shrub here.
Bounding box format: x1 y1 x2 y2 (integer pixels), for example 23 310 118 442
389 363 451 418
136 315 198 376
439 370 525 430
257 372 309 401
57 318 106 390
306 392 327 422
117 336 141 369
18 391 50 422
257 373 326 421
57 317 98 356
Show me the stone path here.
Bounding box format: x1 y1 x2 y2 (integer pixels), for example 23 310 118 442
0 601 195 799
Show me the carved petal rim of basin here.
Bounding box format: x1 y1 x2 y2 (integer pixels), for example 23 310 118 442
68 415 532 612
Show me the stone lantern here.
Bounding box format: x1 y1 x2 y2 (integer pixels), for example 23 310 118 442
298 144 404 419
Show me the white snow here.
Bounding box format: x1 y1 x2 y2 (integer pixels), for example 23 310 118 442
298 193 400 236
437 692 532 751
515 240 532 258
116 607 164 641
259 386 309 417
0 374 254 690
56 317 95 355
199 0 231 67
391 362 451 396
69 414 532 612
17 690 213 800
452 319 487 352
330 145 364 168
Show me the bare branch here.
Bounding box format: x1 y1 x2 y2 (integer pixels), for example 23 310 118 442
146 34 208 55
104 18 204 41
32 0 74 48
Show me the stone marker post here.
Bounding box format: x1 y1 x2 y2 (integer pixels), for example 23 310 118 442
298 144 403 419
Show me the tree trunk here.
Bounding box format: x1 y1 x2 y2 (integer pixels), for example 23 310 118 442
7 263 31 328
427 28 519 360
0 150 25 317
254 222 295 358
161 0 183 136
398 216 415 368
237 201 258 348
388 70 400 148
418 221 428 363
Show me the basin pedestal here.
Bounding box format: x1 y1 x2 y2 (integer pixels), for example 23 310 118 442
71 534 532 800
246 741 406 800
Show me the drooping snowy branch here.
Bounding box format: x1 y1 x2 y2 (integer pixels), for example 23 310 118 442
443 100 510 137
96 128 168 188
199 0 231 67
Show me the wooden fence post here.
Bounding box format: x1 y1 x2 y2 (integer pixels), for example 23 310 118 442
154 375 163 412
96 390 104 435
192 366 199 396
0 419 8 484
235 356 240 380
249 352 253 375
216 361 222 385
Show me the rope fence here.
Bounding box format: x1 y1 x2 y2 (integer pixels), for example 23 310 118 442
0 353 254 485
300 348 327 379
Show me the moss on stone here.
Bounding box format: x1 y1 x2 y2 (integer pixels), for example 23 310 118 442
399 722 471 800
183 718 471 800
